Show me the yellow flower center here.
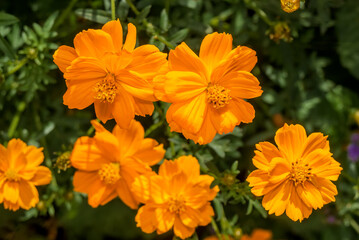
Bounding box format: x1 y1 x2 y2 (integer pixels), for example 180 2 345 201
98 163 120 185
5 168 20 182
207 84 231 109
281 0 300 13
94 73 117 103
168 196 186 214
289 160 312 185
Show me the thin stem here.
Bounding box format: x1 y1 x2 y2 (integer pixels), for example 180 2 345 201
111 0 116 20
6 58 28 77
211 217 222 239
8 101 26 138
156 35 175 49
243 0 274 26
126 0 140 15
53 0 78 29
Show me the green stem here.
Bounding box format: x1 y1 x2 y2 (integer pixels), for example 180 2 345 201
53 0 78 29
165 0 170 15
111 0 116 20
156 35 175 49
211 217 222 239
8 101 26 138
86 119 100 136
126 0 140 15
6 58 28 77
243 0 274 26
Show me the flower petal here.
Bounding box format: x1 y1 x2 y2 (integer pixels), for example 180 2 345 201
123 23 136 52
301 133 329 158
262 180 291 216
173 216 196 239
155 208 175 233
169 42 208 80
285 183 312 222
135 205 157 233
53 45 78 73
296 181 323 209
116 178 139 209
133 139 165 166
182 113 217 145
111 88 135 129
63 57 107 109
30 166 52 186
133 97 155 116
3 181 19 204
199 32 233 73
94 101 113 123
274 124 307 163
216 71 262 99
162 71 207 103
18 180 39 210
253 141 282 170
101 19 123 52
74 29 115 58
167 93 207 134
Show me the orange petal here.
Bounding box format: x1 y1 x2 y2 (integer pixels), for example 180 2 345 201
3 181 19 204
71 136 113 171
23 145 44 168
63 57 106 109
117 70 156 101
116 179 139 209
173 216 196 239
111 120 144 158
274 124 307 163
73 171 100 194
169 42 208 80
312 177 338 204
111 89 135 129
53 45 78 73
262 180 291 216
30 166 52 186
167 93 208 134
149 175 170 204
216 71 262 99
296 181 323 209
94 101 113 124
101 19 123 52
199 32 233 73
183 186 209 209
211 46 257 81
285 183 312 222
155 207 175 233
102 53 132 74
175 156 200 179
133 140 165 166
246 169 273 196
18 180 39 210
123 23 136 52
158 160 180 178
74 29 115 58
301 132 329 158
253 142 282 170
268 157 290 184
88 181 116 207
135 205 157 233
197 202 214 225
162 71 207 103
126 44 168 81
133 98 154 116
0 144 8 171
180 206 202 228
181 112 217 145
7 139 27 170
131 174 151 203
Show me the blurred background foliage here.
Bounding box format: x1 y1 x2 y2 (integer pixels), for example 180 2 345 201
1 0 359 239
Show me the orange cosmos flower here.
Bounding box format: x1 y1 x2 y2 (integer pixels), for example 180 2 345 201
53 20 167 128
241 229 272 240
281 0 300 13
133 155 219 239
0 139 52 211
247 124 342 222
154 32 262 144
71 120 165 209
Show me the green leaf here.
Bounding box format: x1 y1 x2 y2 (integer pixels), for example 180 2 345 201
75 8 111 24
336 0 359 80
43 11 59 32
137 5 151 22
169 28 189 44
160 9 169 32
117 0 129 21
0 35 16 59
0 12 19 26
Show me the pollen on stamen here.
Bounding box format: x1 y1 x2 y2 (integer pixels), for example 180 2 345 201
98 162 121 185
168 196 186 214
206 84 232 109
289 160 311 185
94 73 117 103
5 169 20 182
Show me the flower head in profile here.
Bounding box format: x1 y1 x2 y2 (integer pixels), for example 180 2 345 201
0 139 52 211
155 32 262 144
70 120 165 209
247 124 342 222
133 156 219 239
241 229 272 240
53 20 168 128
281 0 300 13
